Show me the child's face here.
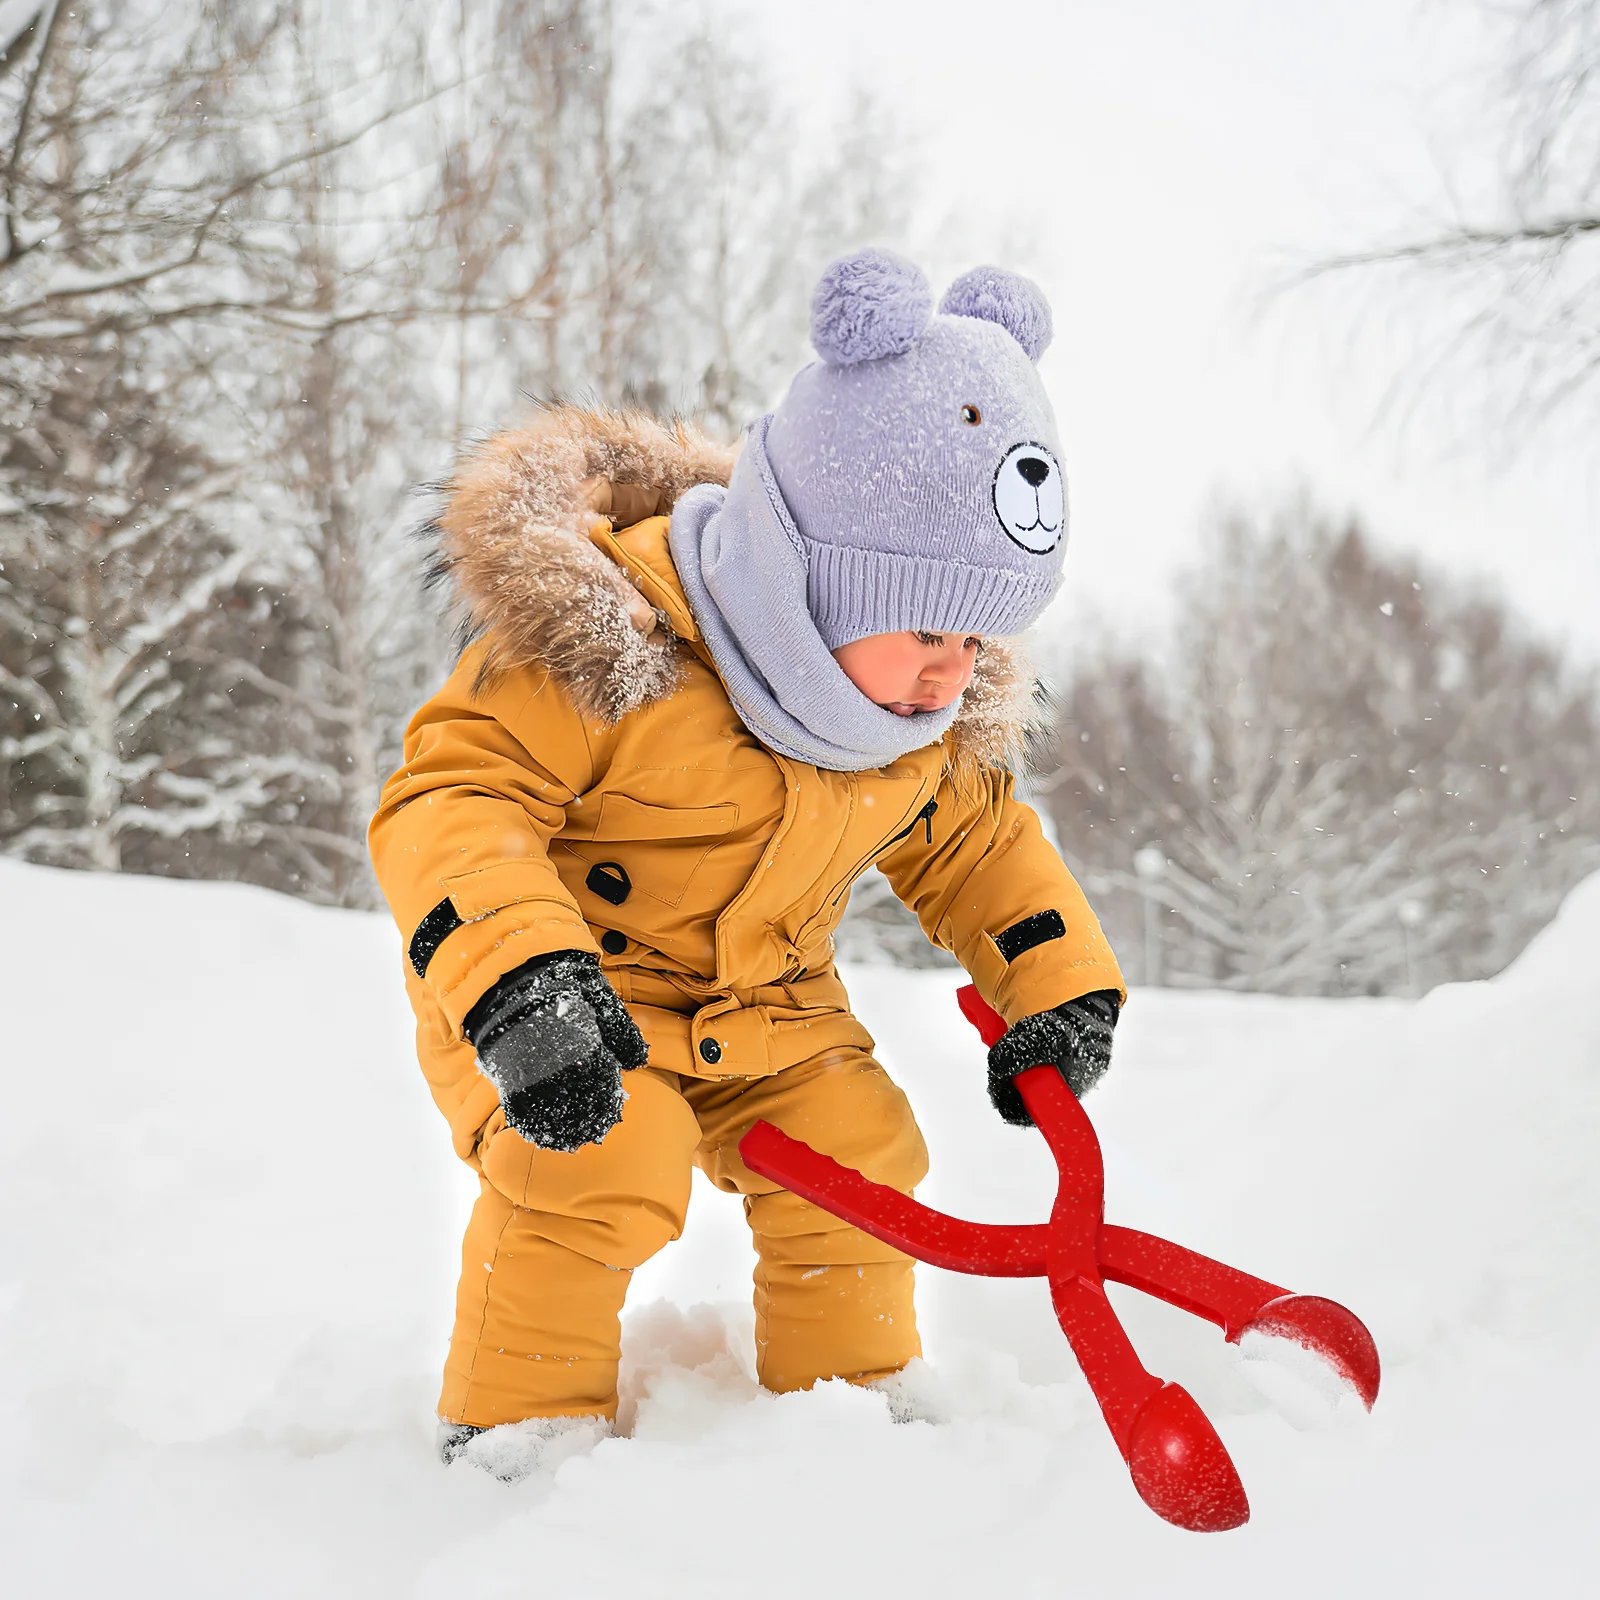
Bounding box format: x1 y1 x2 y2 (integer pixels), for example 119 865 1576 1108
831 630 983 717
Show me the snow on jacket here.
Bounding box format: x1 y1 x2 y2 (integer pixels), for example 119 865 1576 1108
369 405 1124 1168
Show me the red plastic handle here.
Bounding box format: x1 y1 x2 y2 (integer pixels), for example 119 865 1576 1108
734 982 1378 1533
738 1119 1048 1275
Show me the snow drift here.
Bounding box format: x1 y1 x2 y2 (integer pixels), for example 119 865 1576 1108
1 859 1596 1596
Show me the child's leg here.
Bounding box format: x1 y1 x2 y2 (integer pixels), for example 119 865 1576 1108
687 1046 929 1393
441 1065 701 1426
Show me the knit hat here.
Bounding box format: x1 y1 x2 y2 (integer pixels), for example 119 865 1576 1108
668 248 1067 772
767 248 1067 649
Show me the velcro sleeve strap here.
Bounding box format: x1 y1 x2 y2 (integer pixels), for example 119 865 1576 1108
409 897 463 979
995 908 1067 963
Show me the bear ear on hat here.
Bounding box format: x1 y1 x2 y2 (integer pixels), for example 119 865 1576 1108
939 265 1053 362
810 248 934 365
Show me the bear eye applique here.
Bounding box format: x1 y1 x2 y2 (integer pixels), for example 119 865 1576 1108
961 404 982 425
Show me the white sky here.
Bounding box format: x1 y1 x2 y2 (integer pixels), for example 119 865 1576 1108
727 0 1600 661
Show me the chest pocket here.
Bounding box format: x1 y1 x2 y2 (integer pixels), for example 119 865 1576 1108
556 794 740 908
788 782 938 950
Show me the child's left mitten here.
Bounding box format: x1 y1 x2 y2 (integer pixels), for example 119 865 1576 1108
463 951 648 1152
985 992 1119 1126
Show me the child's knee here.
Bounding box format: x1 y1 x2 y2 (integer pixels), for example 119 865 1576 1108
818 1061 930 1195
477 1065 700 1268
738 1052 929 1262
698 1046 930 1207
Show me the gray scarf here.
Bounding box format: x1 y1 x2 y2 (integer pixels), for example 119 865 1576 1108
668 418 960 773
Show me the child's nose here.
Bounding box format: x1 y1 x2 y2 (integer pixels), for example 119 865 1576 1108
923 652 972 687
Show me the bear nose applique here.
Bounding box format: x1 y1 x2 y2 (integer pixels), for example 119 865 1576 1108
992 441 1066 554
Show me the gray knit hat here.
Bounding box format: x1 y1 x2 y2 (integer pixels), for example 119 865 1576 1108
668 249 1068 771
767 248 1067 649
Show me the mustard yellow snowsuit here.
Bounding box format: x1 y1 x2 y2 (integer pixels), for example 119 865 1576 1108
369 408 1124 1426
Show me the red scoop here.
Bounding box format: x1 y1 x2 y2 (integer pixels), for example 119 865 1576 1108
737 984 1380 1532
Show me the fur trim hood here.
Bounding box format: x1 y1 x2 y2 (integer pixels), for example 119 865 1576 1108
432 404 1036 770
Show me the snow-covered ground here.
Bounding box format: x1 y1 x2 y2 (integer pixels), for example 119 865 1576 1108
2 858 1596 1597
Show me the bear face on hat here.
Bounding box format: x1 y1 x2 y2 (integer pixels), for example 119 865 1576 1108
762 248 1068 650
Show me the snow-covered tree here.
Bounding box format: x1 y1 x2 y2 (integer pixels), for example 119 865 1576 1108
1 0 931 901
418 3 918 434
0 348 327 877
0 1 400 895
1037 502 1600 994
617 42 919 431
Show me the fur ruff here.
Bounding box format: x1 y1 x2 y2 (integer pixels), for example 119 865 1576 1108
431 404 1036 770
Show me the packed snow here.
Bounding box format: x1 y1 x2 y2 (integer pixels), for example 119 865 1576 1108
2 858 1596 1596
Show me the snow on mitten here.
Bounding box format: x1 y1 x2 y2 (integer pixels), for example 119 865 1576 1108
985 991 1119 1126
463 950 647 1152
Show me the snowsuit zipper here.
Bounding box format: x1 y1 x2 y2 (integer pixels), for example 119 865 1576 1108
828 797 940 908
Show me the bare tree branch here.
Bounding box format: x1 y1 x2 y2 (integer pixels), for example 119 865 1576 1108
0 0 60 264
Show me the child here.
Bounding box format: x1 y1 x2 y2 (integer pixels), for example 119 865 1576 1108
370 249 1125 1474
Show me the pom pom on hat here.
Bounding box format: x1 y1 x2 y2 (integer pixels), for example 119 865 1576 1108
810 248 933 365
939 265 1053 362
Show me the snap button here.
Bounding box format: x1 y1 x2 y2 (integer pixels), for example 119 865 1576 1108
698 1037 722 1065
600 929 628 956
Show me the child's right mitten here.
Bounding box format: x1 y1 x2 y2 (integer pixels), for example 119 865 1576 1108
462 951 648 1152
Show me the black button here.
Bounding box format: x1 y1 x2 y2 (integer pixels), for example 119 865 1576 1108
586 862 631 906
698 1038 722 1064
600 930 628 956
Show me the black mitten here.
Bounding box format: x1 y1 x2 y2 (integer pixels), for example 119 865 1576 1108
463 950 647 1152
985 990 1119 1126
